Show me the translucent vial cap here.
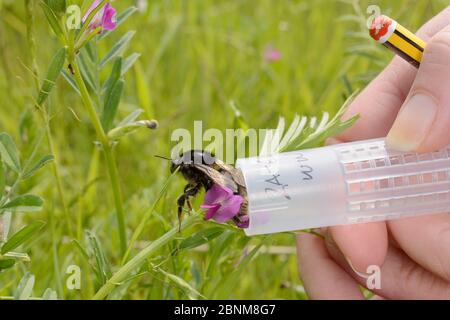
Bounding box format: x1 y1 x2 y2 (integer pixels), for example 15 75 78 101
237 138 450 236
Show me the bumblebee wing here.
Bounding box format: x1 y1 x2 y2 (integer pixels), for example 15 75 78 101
213 160 246 189
213 162 248 215
195 164 239 193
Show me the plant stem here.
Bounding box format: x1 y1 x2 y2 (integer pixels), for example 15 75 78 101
43 112 74 237
69 57 127 256
103 144 127 255
49 200 65 298
25 0 39 90
93 214 202 300
70 60 108 144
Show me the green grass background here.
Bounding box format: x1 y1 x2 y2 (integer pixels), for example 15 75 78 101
0 0 448 299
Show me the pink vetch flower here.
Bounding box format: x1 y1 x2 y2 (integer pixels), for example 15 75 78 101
83 0 117 31
200 184 244 225
236 214 249 229
263 44 281 62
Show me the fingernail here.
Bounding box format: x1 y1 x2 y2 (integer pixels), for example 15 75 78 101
386 94 438 152
345 256 369 277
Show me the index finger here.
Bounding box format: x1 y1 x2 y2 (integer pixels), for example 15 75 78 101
337 7 450 142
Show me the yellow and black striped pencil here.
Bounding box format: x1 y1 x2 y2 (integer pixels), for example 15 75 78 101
369 15 426 68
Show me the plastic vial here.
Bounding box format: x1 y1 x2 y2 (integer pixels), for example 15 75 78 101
236 138 450 236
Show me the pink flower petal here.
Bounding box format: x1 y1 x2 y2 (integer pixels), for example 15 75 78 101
101 3 117 30
213 195 243 223
83 1 117 31
264 44 281 62
203 184 233 205
200 204 216 209
201 204 220 220
237 215 249 228
83 0 102 23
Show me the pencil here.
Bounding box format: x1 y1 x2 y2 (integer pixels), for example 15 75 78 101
369 15 426 68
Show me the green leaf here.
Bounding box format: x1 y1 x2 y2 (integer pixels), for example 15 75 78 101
122 53 141 76
99 31 135 68
2 251 30 262
0 258 15 270
42 288 57 300
101 79 124 131
259 115 306 156
178 227 225 251
102 57 122 94
135 61 153 117
291 92 360 150
1 211 12 241
43 0 66 16
0 132 21 173
71 239 100 277
87 231 112 285
77 49 98 93
98 6 138 40
14 272 35 300
37 47 66 106
1 194 44 212
117 109 144 127
1 221 46 254
40 2 65 42
71 239 91 262
156 267 206 299
259 92 360 155
22 155 54 179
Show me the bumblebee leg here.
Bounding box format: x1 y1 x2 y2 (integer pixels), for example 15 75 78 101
176 189 189 232
181 185 193 213
176 184 201 232
186 199 193 212
177 206 183 232
184 184 202 214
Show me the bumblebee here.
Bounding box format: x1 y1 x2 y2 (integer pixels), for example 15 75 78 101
170 150 248 229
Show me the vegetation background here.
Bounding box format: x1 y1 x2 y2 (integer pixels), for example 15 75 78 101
0 0 447 299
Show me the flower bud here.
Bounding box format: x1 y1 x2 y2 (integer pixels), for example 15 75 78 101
107 120 159 141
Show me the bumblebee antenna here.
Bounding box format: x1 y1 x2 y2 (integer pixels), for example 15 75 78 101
154 155 172 161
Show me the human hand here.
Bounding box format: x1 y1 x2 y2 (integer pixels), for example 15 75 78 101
296 7 450 299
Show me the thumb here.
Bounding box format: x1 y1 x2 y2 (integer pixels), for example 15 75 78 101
386 25 450 152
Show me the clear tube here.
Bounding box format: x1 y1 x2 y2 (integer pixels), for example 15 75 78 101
236 138 450 236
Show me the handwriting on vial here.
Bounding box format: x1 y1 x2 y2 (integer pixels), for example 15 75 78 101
258 153 314 201
264 169 291 200
174 304 276 317
296 154 314 181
